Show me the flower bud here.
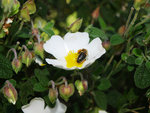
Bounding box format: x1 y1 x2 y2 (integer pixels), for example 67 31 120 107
1 0 20 16
34 42 44 59
22 50 34 67
9 0 20 16
102 41 111 51
1 0 14 13
2 80 18 105
33 17 47 29
19 7 30 22
48 88 58 104
134 0 146 10
59 83 74 102
75 80 88 96
23 0 36 15
118 25 126 36
12 57 22 74
92 6 100 20
67 18 83 33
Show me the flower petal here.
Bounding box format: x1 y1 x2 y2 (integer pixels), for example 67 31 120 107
44 35 68 59
46 58 74 70
50 99 67 113
22 98 45 113
99 110 108 113
64 32 90 51
86 38 106 60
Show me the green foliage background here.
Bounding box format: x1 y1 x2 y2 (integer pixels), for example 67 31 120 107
0 0 150 113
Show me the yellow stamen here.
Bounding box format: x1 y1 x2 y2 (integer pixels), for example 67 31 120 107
65 51 84 68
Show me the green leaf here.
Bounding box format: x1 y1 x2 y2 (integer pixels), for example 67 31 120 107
85 25 108 41
135 57 144 65
121 53 128 61
110 34 124 46
93 91 107 110
107 90 127 108
19 78 35 104
97 78 111 91
146 88 150 98
98 16 107 30
136 35 145 46
43 22 54 30
8 79 16 86
34 69 50 87
40 22 54 37
126 56 136 65
145 61 150 70
126 89 138 104
134 63 150 89
127 65 134 72
0 54 13 79
33 83 48 92
132 48 142 57
16 28 30 39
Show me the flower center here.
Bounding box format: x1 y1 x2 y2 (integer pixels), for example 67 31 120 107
65 51 84 68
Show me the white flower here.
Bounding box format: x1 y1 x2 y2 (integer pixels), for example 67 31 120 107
22 97 67 113
99 110 108 113
44 32 106 70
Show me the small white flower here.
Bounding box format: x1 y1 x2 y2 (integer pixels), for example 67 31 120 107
44 32 106 70
22 97 67 113
99 110 108 113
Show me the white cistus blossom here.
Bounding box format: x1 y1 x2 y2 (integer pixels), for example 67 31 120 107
22 97 67 113
44 32 106 70
99 110 108 113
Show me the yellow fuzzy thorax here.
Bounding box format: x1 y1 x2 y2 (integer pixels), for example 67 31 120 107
65 51 84 68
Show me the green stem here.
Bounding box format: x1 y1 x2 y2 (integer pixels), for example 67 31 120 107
104 55 115 72
125 7 134 31
124 8 140 37
135 17 150 29
126 106 145 113
9 21 24 44
107 59 122 79
142 53 148 62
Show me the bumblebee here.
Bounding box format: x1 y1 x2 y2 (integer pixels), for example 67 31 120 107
77 49 87 63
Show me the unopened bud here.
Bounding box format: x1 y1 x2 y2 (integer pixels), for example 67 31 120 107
48 88 58 104
9 0 20 16
22 50 33 67
34 42 44 59
75 80 88 96
19 7 30 22
12 58 22 74
134 0 146 10
59 83 74 102
1 0 14 13
67 18 83 33
23 0 36 15
102 41 111 51
92 6 100 20
33 17 47 29
118 25 126 36
1 0 20 16
2 80 18 105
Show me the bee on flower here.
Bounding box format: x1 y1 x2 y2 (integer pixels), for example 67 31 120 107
44 32 106 70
